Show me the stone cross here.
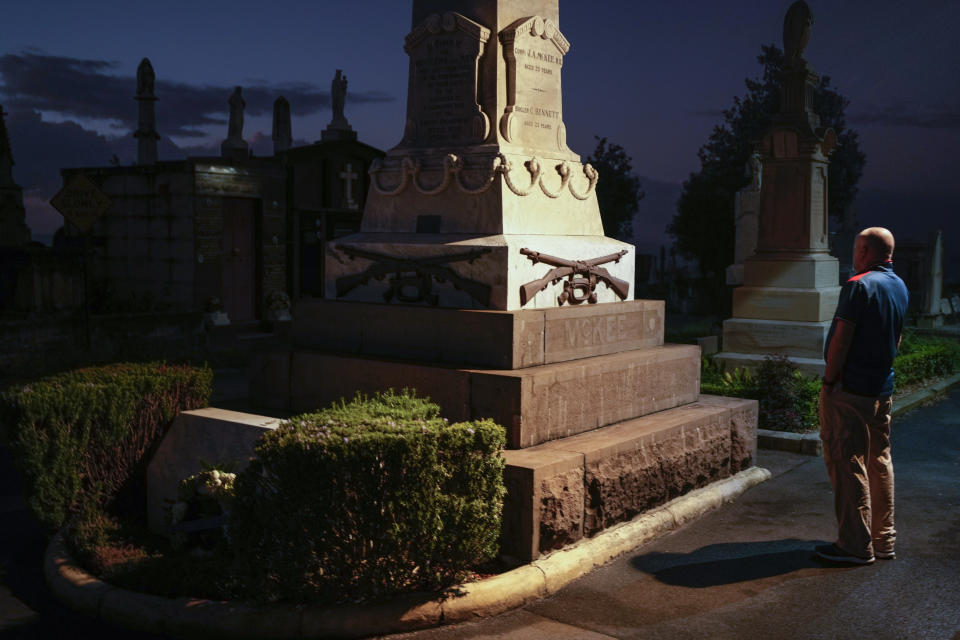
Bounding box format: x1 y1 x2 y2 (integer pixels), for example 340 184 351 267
339 163 358 209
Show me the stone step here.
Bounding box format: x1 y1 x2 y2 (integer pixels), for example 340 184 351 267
500 394 758 562
258 343 701 448
292 298 664 370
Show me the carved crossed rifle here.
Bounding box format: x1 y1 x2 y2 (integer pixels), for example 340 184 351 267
519 248 629 306
335 245 491 307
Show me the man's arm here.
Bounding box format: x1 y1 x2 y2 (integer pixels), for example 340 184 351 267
823 318 856 389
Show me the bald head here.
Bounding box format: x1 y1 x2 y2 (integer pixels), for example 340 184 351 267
854 227 895 272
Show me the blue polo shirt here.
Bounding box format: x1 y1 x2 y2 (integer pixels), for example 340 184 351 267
824 262 909 397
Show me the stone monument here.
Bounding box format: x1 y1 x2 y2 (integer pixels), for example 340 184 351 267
272 96 292 154
0 105 31 246
255 0 758 562
220 86 249 160
320 69 358 142
725 152 762 285
134 58 160 165
917 230 944 328
715 0 839 376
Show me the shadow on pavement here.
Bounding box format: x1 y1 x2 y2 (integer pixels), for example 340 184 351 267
629 539 850 587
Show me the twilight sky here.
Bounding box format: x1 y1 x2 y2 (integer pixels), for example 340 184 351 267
2 0 958 259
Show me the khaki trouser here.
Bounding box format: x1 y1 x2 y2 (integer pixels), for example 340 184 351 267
819 386 895 558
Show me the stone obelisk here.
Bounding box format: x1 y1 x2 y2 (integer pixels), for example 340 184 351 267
272 96 292 154
715 0 840 375
258 0 756 565
0 104 31 246
134 58 160 165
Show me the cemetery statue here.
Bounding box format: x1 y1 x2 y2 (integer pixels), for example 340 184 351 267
331 70 347 123
228 86 245 140
136 58 155 97
783 0 813 62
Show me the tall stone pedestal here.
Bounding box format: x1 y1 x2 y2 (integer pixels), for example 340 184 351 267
249 0 758 563
715 5 840 377
716 253 840 375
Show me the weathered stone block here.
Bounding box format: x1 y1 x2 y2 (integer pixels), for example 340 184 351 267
146 409 281 531
292 298 664 369
743 254 839 289
722 317 830 359
501 395 759 559
732 285 840 322
501 448 583 562
471 344 700 448
289 351 473 418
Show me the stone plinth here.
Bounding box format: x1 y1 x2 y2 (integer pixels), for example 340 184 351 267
292 298 663 369
500 395 757 561
325 233 633 311
146 409 281 532
282 344 700 449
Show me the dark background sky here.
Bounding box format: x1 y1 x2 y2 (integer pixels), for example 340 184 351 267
2 0 957 274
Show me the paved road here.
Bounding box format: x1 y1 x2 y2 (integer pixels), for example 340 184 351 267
389 389 960 640
2 389 958 639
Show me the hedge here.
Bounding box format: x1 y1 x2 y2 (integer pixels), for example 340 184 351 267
0 363 212 530
703 332 960 433
229 389 506 604
702 356 819 433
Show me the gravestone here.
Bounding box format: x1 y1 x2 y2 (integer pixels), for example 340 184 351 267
715 0 839 376
725 152 762 285
254 0 758 562
917 230 944 328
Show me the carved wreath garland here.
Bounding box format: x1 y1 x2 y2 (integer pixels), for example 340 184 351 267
369 153 598 200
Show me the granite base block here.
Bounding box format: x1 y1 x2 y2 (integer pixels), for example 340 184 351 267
287 344 701 448
501 395 758 561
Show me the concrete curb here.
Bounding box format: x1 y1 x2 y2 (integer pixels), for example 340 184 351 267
757 372 960 456
45 467 770 639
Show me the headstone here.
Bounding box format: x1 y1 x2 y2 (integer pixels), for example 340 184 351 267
321 70 357 142
952 295 960 317
924 230 943 315
272 96 292 154
716 0 840 376
725 153 761 285
134 58 159 165
220 86 249 160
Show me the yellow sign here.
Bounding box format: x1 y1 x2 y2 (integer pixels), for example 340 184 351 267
50 174 112 233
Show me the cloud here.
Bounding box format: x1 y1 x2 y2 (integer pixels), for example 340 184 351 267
847 104 960 130
0 50 394 139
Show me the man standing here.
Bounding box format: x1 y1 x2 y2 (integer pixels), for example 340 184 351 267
817 227 909 564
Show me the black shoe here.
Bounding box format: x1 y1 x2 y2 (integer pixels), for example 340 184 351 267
815 543 875 565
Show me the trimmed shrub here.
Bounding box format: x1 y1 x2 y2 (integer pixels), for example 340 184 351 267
0 363 212 530
229 389 506 604
895 331 960 387
703 356 819 433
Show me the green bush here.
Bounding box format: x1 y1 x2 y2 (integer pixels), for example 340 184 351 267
702 356 820 433
894 331 960 387
0 363 212 530
229 389 506 604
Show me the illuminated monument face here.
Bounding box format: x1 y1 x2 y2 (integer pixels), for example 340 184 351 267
324 0 634 311
715 0 840 376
